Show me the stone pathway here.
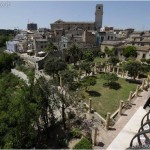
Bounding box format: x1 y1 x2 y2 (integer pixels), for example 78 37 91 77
92 88 150 149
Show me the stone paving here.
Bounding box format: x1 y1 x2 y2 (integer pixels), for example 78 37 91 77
90 88 150 149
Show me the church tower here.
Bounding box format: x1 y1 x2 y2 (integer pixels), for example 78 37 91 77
95 4 103 31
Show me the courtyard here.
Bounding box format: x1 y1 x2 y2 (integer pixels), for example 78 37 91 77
80 74 138 117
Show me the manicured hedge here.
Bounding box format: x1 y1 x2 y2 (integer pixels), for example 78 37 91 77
73 137 92 149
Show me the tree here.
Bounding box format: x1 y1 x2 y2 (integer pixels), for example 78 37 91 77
0 52 16 73
123 46 137 58
0 73 37 148
80 62 92 76
80 76 96 91
44 57 67 77
108 57 119 66
68 44 81 65
123 60 142 79
33 77 59 134
104 47 115 57
146 59 150 65
98 51 105 58
102 73 118 86
83 50 94 62
44 42 58 53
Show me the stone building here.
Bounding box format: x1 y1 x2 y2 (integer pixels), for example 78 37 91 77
50 4 103 32
33 39 48 56
27 23 37 31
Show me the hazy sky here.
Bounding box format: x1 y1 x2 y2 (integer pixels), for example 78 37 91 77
0 1 150 30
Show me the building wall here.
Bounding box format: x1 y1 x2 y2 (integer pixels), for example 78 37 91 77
27 23 37 31
33 39 48 55
6 41 19 52
136 51 150 60
51 22 95 31
82 30 96 44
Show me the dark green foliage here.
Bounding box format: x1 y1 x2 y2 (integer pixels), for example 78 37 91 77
141 64 150 74
98 51 105 58
80 62 92 75
104 47 115 57
44 42 58 53
83 49 94 62
81 76 96 91
68 82 81 91
0 52 16 73
70 128 82 138
146 59 150 65
61 69 78 85
0 34 14 47
102 73 118 85
73 137 92 149
0 73 37 148
123 61 142 79
108 57 119 66
44 57 67 77
123 46 137 58
68 44 81 65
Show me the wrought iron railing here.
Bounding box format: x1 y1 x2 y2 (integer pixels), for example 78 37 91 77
127 111 150 149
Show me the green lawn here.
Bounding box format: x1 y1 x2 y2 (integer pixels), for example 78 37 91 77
79 74 137 118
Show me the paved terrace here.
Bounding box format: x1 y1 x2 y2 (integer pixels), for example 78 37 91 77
93 88 150 149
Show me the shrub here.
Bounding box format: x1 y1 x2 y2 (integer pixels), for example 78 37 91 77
73 137 92 149
68 111 76 119
70 128 82 138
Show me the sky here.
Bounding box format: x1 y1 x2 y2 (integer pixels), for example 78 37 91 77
0 1 150 31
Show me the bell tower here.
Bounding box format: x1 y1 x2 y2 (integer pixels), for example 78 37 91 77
95 4 103 31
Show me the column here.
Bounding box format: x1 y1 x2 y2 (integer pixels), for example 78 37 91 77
119 100 124 115
103 66 106 72
108 65 111 72
93 126 98 146
117 67 119 75
94 63 97 74
135 85 140 96
136 73 139 80
89 98 92 113
105 112 111 130
112 67 115 73
126 71 128 77
141 79 145 90
128 91 133 103
59 75 63 87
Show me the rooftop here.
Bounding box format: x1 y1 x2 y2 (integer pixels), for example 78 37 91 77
52 19 94 24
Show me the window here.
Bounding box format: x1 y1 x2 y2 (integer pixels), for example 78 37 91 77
98 7 101 9
41 45 43 48
141 43 144 46
142 54 146 58
64 44 65 47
